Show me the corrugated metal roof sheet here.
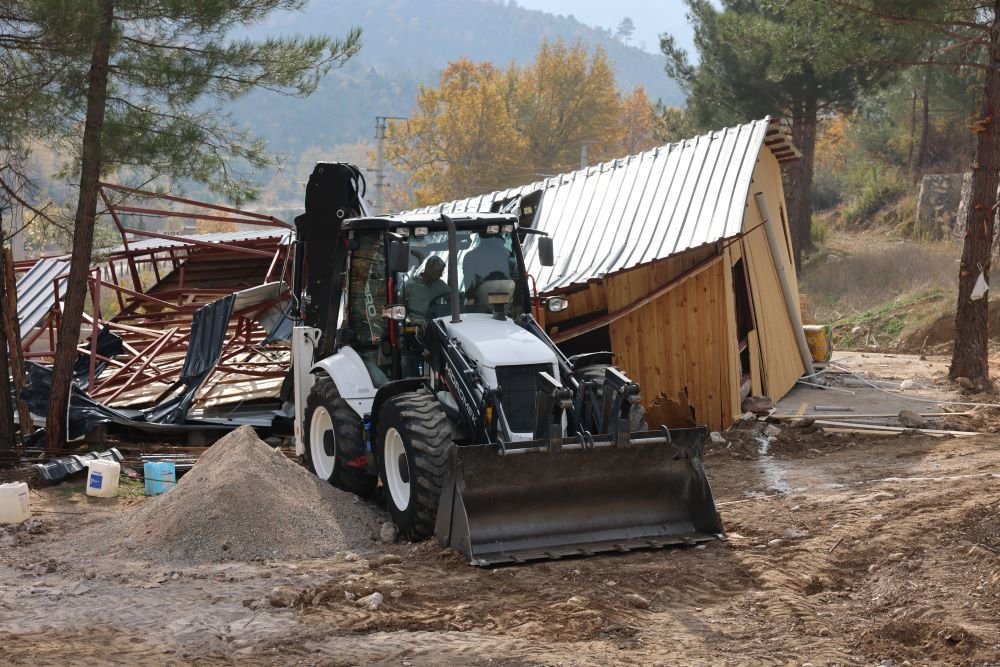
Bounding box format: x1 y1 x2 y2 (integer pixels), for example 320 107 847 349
408 116 795 292
107 227 291 255
16 257 69 337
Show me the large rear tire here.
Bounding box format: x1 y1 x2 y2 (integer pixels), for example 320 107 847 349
576 364 648 432
376 390 450 540
305 374 377 498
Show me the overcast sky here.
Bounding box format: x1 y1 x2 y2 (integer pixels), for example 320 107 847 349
512 0 696 56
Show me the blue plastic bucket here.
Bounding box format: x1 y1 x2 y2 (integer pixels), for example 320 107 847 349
144 461 176 496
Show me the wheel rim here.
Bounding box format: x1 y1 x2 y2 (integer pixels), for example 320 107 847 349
383 427 410 511
309 406 337 481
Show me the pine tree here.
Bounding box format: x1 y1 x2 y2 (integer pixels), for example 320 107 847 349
662 0 907 269
0 0 360 449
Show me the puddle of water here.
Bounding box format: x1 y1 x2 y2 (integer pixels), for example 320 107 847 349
754 435 808 494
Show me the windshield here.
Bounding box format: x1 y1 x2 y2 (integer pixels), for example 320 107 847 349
395 230 528 322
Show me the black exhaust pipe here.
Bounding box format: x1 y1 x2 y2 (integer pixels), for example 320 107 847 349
442 214 462 324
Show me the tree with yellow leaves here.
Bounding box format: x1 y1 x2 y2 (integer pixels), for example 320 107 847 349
385 60 524 206
388 40 637 206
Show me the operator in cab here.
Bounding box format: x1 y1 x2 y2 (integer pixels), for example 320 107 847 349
402 255 449 322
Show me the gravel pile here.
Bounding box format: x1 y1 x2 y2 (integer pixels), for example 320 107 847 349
116 426 388 563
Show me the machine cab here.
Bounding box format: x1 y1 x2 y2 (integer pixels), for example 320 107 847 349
336 215 532 384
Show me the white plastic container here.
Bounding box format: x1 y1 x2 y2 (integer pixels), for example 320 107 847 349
86 460 121 498
0 482 31 524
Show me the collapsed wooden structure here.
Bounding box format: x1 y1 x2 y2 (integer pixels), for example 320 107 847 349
15 183 293 432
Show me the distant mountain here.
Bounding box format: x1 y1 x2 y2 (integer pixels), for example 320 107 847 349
233 0 684 161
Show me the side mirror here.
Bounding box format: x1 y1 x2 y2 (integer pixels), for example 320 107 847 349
538 236 555 267
387 237 409 273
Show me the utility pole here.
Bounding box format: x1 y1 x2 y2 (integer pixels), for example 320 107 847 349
374 116 407 215
580 140 600 169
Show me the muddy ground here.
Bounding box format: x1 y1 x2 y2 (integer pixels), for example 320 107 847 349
2 428 999 665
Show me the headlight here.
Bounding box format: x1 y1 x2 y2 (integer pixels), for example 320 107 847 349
382 305 407 321
544 296 568 313
414 226 428 237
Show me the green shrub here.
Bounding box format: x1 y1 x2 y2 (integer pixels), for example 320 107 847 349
842 166 907 226
811 215 829 246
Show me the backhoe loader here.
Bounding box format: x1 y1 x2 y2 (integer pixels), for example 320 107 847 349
290 163 723 564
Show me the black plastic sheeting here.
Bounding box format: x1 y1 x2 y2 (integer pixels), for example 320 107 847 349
143 294 235 424
33 448 123 484
21 295 240 440
73 327 124 391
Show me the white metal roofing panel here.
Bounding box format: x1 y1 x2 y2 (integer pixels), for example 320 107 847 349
16 257 69 337
406 117 784 292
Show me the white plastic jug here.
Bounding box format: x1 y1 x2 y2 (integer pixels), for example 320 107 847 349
0 482 31 524
86 460 121 498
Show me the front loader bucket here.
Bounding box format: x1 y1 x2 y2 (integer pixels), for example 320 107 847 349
435 428 723 565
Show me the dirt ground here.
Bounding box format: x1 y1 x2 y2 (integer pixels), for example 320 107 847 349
2 351 999 667
2 422 998 666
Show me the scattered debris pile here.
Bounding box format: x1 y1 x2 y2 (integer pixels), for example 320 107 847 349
113 426 388 563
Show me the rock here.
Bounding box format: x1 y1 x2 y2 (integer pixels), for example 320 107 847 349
356 592 384 611
898 410 931 429
624 593 651 609
709 432 727 445
851 326 865 336
783 528 809 539
741 396 774 415
69 582 90 596
266 586 301 608
84 569 96 580
739 411 757 422
888 552 905 562
370 554 404 568
763 424 782 438
956 376 975 390
767 539 782 547
793 417 816 429
344 590 356 601
389 589 403 599
567 595 588 606
380 522 398 544
899 379 918 390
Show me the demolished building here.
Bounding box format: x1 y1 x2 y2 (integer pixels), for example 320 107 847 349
15 183 294 440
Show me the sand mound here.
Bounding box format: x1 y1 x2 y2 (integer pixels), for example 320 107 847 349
117 426 388 563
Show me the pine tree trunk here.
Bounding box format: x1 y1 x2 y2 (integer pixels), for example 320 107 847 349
788 100 805 272
45 0 113 451
915 68 930 174
949 2 1000 386
0 244 13 453
797 83 818 257
787 80 818 272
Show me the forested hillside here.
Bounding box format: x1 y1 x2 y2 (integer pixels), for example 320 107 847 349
233 0 682 158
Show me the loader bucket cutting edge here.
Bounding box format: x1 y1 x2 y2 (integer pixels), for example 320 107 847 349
435 427 724 565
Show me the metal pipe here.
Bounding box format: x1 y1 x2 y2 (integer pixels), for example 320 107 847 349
442 214 462 323
753 192 816 376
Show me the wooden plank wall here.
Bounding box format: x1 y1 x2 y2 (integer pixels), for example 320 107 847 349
544 280 607 331
739 150 806 401
606 248 734 431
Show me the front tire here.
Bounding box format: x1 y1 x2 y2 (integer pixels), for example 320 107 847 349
305 374 377 498
376 390 450 540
